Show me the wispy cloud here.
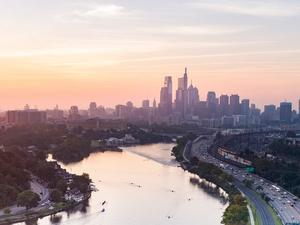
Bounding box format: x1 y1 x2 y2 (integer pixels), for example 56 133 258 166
74 4 125 17
143 25 260 35
56 4 129 23
0 42 162 58
191 0 300 17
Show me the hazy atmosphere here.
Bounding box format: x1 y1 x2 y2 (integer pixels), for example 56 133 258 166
0 0 299 109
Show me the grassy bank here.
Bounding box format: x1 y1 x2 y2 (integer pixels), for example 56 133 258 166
172 137 249 225
0 193 91 225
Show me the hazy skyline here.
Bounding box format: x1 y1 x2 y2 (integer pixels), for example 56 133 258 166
0 0 300 110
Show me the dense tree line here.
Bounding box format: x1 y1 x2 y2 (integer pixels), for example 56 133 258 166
270 139 300 159
172 136 248 225
0 124 67 149
171 133 197 161
238 138 300 197
52 135 91 163
222 194 249 225
0 148 31 208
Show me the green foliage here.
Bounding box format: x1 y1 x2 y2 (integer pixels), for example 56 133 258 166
0 149 31 208
70 173 91 194
172 134 196 161
3 208 11 215
252 142 300 197
172 137 188 161
17 190 41 210
222 194 249 225
0 124 67 149
270 139 300 158
52 135 90 163
192 161 237 195
50 189 63 203
56 179 68 194
0 185 18 208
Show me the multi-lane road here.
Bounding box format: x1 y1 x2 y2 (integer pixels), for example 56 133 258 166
183 135 300 225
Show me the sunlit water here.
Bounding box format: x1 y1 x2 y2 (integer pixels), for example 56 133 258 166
17 143 227 225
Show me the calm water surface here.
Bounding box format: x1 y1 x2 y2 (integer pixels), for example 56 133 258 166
18 143 227 225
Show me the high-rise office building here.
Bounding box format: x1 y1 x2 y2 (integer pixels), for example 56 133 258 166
230 94 240 115
183 67 188 91
69 106 81 121
115 105 128 119
298 99 300 116
207 92 217 105
46 105 64 121
159 87 169 116
206 91 217 116
219 95 229 116
280 102 292 123
142 100 150 109
187 84 199 111
89 102 98 118
241 99 250 116
7 109 47 125
264 105 276 114
220 95 229 106
263 104 277 122
175 68 188 118
164 76 173 113
153 99 157 109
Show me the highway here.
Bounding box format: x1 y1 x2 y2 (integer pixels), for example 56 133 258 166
236 182 275 225
183 135 278 225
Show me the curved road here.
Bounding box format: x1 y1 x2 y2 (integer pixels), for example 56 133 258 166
183 136 277 225
235 182 275 225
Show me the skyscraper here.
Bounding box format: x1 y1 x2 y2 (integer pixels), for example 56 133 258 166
142 100 150 109
187 83 199 112
241 99 250 116
206 91 217 116
183 67 188 91
89 102 98 118
230 94 240 115
299 99 300 116
263 104 277 122
159 75 173 116
153 99 157 109
207 92 217 105
219 95 229 116
69 106 81 121
159 86 169 116
280 102 292 123
175 68 188 118
164 76 173 113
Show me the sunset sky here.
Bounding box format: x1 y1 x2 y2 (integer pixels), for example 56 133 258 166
0 0 299 110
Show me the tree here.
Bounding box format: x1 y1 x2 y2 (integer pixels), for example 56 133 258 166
50 189 63 203
56 179 68 193
17 190 40 210
3 208 11 215
287 131 296 138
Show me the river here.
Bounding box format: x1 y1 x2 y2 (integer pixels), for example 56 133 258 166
17 143 228 225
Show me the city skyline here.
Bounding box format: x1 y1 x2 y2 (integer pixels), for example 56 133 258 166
1 67 299 112
0 0 300 109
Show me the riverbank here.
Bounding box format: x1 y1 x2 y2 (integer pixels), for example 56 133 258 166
172 138 250 225
0 159 93 225
0 192 91 225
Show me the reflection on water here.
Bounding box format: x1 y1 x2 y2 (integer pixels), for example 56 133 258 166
189 177 229 205
49 215 62 224
18 143 227 225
